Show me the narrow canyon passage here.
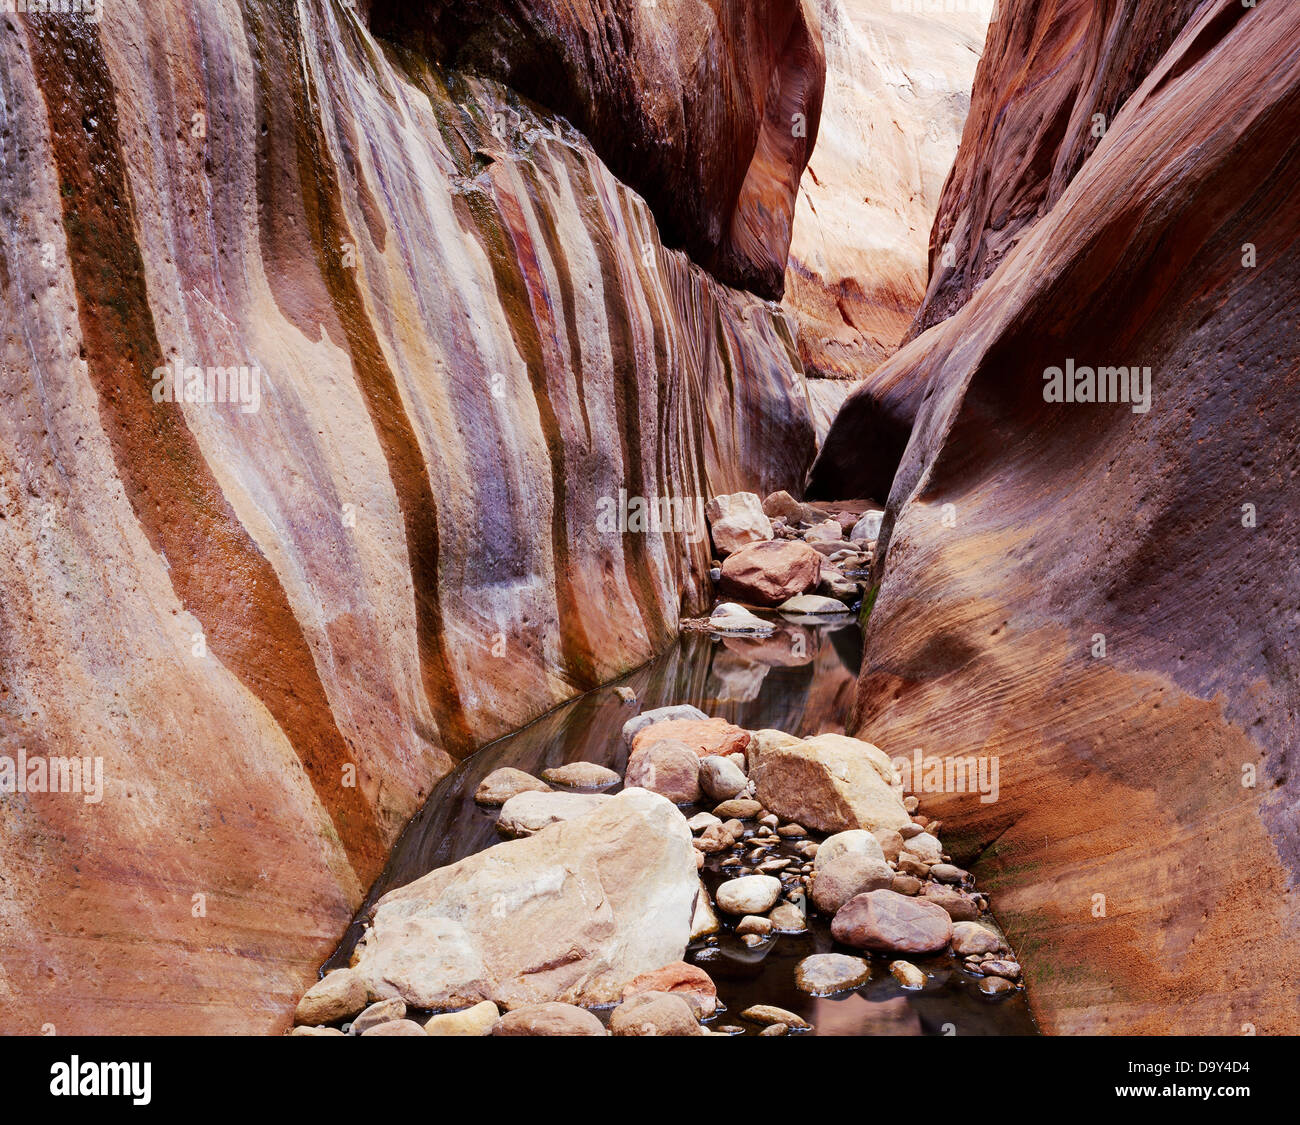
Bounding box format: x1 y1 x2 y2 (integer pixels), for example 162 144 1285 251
1 0 1294 1051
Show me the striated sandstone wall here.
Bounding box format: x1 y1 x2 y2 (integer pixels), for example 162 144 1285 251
823 0 1300 1033
371 0 827 300
0 2 816 1033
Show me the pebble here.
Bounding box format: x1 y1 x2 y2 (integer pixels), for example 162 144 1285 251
768 902 807 933
891 874 922 896
978 976 1017 997
759 814 779 829
722 819 746 837
795 953 871 996
897 852 930 878
904 796 920 813
614 686 637 703
981 960 1022 980
687 812 722 832
777 824 807 837
890 960 927 990
350 997 406 1035
741 1005 811 1031
759 1023 788 1036
735 915 773 937
423 1001 500 1037
713 798 762 819
756 858 792 874
929 863 967 884
293 968 369 1027
921 883 981 921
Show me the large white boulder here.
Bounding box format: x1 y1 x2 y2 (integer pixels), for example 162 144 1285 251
355 789 697 1011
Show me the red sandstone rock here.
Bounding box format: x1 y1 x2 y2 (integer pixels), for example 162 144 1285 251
831 890 953 954
622 962 718 1018
1 4 817 1035
821 0 1300 1035
631 719 752 761
371 0 827 298
720 539 824 606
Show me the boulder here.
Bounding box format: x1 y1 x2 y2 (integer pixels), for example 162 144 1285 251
540 762 621 789
719 539 823 606
698 755 748 801
810 852 893 915
850 511 883 542
631 717 751 760
423 1001 500 1037
951 922 1007 956
625 739 702 804
768 902 808 933
778 594 849 616
748 734 910 834
474 767 550 807
621 705 707 746
356 789 697 1011
831 890 953 955
293 968 369 1027
350 997 406 1035
761 490 805 522
609 991 704 1036
361 1019 427 1036
921 884 981 922
492 1003 607 1037
622 961 717 1018
795 953 870 996
497 790 611 837
705 492 773 556
803 519 844 544
708 602 776 634
715 875 782 916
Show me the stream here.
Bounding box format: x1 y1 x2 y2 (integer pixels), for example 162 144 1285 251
327 619 1038 1036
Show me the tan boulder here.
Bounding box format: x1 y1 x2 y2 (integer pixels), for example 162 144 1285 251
748 733 910 834
496 790 611 837
293 968 369 1027
492 1003 606 1037
831 890 953 955
356 789 697 1011
474 768 550 807
423 1001 499 1037
705 492 773 556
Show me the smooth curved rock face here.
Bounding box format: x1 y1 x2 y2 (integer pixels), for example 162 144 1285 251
0 6 816 1033
784 0 989 379
834 0 1300 1034
357 789 697 1011
909 0 1205 337
372 0 827 298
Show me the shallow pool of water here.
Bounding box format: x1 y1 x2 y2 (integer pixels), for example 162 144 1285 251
327 621 1038 1036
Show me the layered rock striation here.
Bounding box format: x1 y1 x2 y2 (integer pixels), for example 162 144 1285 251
0 3 817 1033
819 0 1300 1033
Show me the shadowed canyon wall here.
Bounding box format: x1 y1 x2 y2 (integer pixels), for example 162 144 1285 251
0 2 819 1032
819 0 1299 1033
369 0 828 300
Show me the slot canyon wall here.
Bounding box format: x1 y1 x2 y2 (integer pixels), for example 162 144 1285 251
0 0 825 1033
816 0 1299 1033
